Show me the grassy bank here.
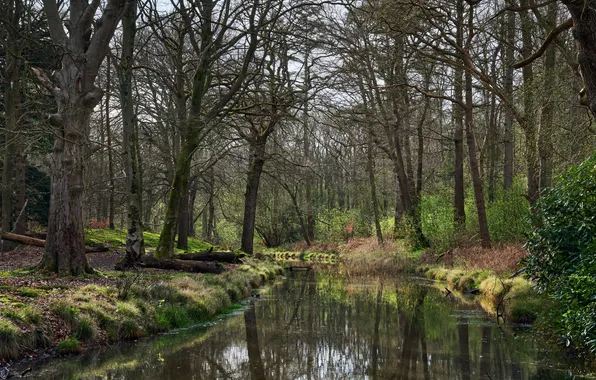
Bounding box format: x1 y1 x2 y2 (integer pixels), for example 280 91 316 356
416 255 548 325
0 229 283 364
85 228 213 253
262 238 415 276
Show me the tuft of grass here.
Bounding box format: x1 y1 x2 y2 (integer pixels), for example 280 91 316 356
57 336 82 355
75 315 96 342
51 300 79 324
509 297 542 324
0 318 20 360
115 301 140 318
157 305 191 329
33 327 51 349
119 320 143 340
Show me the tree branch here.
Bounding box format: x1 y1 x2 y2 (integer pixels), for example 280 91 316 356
513 18 573 69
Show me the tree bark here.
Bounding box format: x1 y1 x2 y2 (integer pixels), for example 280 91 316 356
465 5 491 249
303 51 315 242
13 152 26 235
2 0 20 239
106 55 116 230
176 249 245 263
118 0 145 269
39 0 125 275
177 186 190 250
520 0 540 205
539 3 557 191
136 255 222 273
563 0 596 118
503 7 515 189
367 131 383 246
454 0 466 228
1 231 107 253
241 139 267 254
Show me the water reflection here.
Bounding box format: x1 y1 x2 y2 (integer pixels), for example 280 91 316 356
21 272 585 379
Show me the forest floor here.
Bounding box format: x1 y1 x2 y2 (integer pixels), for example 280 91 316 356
0 233 282 370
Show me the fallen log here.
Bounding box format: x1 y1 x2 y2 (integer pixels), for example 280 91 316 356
1 231 109 253
175 249 245 263
137 255 223 274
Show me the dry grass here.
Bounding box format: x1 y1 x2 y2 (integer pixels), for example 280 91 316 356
338 238 413 278
420 243 527 274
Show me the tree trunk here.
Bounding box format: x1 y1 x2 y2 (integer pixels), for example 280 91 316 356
520 0 540 205
118 0 145 269
539 3 557 191
503 7 515 189
454 0 466 228
367 131 383 246
303 51 315 242
465 5 491 249
241 139 267 254
13 152 26 235
564 0 596 118
2 33 19 238
177 186 190 250
1 231 107 253
136 255 222 273
188 182 198 237
41 105 95 274
106 55 116 230
283 184 311 247
176 249 245 263
39 0 125 275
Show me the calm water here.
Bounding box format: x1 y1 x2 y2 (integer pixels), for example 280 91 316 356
18 272 588 379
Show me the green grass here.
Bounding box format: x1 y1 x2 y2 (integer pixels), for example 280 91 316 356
51 300 79 324
0 318 20 360
0 258 282 362
85 228 213 253
57 336 82 354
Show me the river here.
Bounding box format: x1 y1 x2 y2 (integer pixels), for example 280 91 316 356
17 271 589 379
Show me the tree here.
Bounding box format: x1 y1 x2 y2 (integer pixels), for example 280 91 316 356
36 0 126 274
116 0 145 268
155 0 279 258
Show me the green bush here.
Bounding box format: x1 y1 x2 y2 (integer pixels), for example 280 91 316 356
486 181 531 242
317 208 362 242
526 153 596 353
420 180 530 251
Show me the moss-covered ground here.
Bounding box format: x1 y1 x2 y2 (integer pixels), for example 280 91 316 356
0 229 282 364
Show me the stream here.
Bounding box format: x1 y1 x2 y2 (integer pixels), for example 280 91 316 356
16 271 589 379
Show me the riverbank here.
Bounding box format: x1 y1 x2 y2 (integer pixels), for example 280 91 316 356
0 242 282 365
263 238 415 277
414 243 550 324
265 238 546 324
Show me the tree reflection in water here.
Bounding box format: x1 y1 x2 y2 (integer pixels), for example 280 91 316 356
21 272 584 380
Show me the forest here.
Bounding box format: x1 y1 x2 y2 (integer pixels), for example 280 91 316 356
2 0 596 376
